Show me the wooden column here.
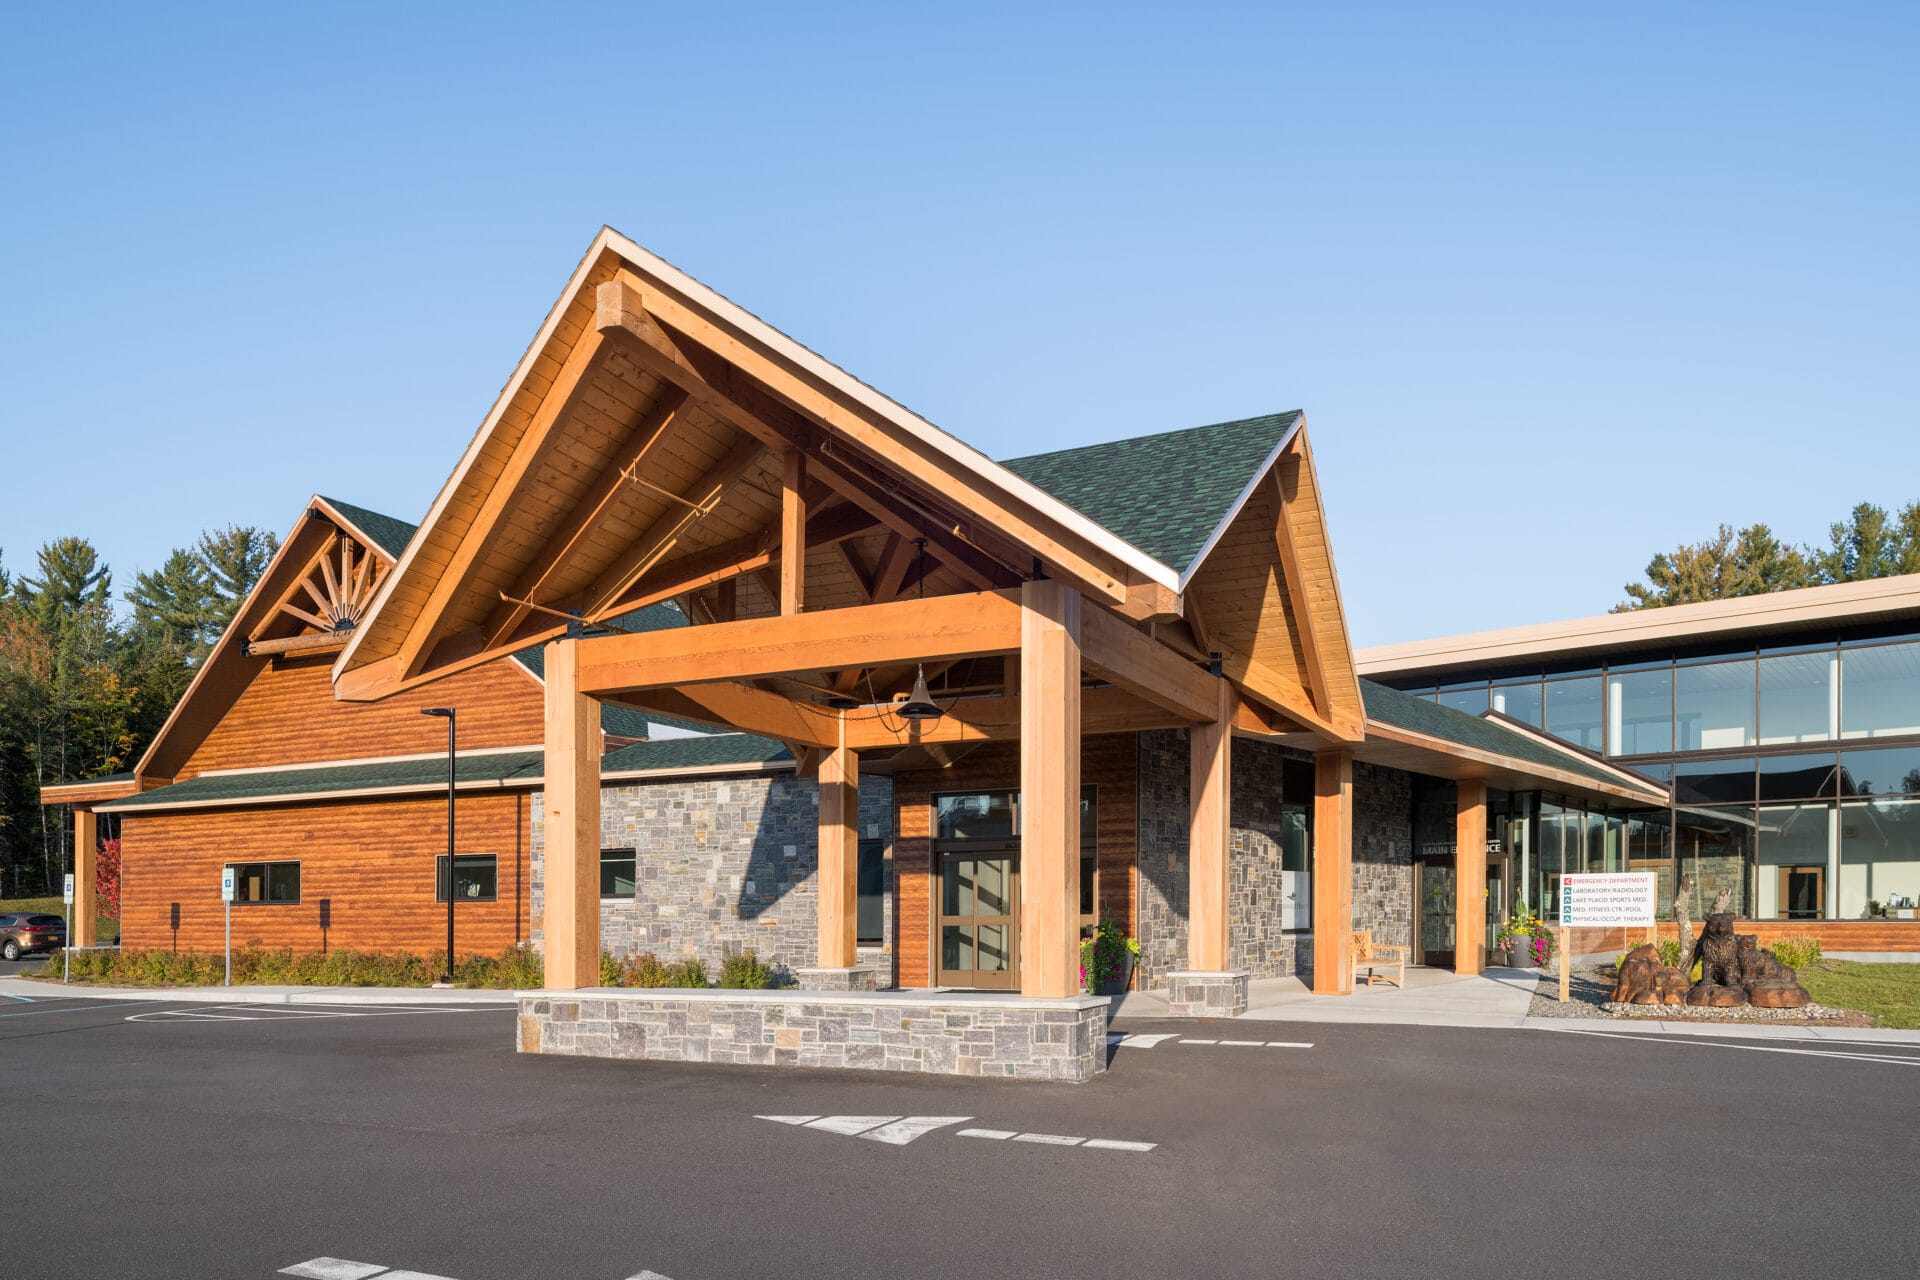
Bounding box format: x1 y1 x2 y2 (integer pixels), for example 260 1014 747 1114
816 727 859 969
1455 779 1488 976
72 807 98 948
780 448 806 616
1187 681 1233 972
1018 578 1081 999
1310 749 1353 995
542 638 601 990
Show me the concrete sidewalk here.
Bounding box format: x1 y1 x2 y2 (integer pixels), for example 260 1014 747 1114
1113 965 1540 1029
0 977 517 1005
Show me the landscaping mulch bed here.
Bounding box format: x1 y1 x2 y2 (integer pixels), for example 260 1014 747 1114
1527 962 1873 1027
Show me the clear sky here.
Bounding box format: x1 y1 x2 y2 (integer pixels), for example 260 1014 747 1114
1 3 1914 647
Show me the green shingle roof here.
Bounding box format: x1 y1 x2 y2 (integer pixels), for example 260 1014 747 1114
1359 680 1667 799
999 412 1301 575
97 733 794 814
318 496 419 560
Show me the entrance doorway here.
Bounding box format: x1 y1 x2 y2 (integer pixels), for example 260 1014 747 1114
1485 854 1510 968
1415 855 1455 967
1777 865 1824 920
937 851 1018 989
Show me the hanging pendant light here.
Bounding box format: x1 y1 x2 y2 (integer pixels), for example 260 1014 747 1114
896 537 943 722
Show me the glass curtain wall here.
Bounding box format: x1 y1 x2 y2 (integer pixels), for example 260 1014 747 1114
1399 630 1920 921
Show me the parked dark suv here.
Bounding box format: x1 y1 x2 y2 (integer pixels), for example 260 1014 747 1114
0 914 66 961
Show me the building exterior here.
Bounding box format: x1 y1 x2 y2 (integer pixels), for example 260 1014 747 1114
64 227 1918 1076
1358 575 1920 954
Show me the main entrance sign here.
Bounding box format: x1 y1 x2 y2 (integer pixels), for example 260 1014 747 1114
1560 873 1657 927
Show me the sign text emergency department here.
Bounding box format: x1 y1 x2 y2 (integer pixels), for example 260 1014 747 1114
1559 873 1657 927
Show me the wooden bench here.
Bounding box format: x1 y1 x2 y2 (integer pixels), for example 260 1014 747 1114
1351 929 1407 988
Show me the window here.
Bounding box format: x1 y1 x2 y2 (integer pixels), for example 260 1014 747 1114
1757 753 1837 801
601 848 637 898
1606 666 1672 757
1438 683 1489 715
935 792 1016 841
1759 650 1837 745
1674 757 1754 806
1841 639 1920 740
1839 796 1920 919
1078 787 1099 928
1839 746 1920 798
1756 802 1832 920
1673 807 1752 918
228 861 300 904
856 838 886 946
1675 658 1756 752
1544 676 1604 751
435 854 498 903
1490 679 1543 727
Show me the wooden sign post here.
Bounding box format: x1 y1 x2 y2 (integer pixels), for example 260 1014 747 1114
1558 926 1570 1003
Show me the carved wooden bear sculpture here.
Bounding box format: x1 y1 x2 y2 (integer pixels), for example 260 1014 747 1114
1609 944 1689 1005
1685 913 1748 1007
1737 934 1811 1009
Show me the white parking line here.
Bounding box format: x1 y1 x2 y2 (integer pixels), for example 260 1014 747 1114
1011 1132 1083 1146
955 1127 1016 1140
128 1004 482 1024
1553 1027 1920 1066
1179 1038 1218 1045
961 1127 1156 1152
1218 1039 1265 1046
856 1116 971 1145
281 1260 388 1279
1082 1138 1157 1152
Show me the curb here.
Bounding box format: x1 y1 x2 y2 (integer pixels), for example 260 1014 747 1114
1521 1016 1920 1045
0 978 518 1006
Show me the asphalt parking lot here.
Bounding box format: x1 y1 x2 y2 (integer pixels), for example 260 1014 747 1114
1 992 1916 1280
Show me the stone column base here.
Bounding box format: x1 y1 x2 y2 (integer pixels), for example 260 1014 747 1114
1165 969 1250 1018
794 965 881 991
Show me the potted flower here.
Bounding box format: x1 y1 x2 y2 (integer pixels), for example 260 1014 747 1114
1495 901 1555 969
1080 920 1140 995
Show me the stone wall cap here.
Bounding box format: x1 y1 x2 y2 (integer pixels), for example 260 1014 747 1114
514 987 1108 1012
1165 969 1253 979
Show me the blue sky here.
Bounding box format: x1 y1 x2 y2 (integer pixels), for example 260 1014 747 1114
1 3 1914 646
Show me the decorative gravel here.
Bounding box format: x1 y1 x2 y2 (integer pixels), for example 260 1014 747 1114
1526 963 1870 1026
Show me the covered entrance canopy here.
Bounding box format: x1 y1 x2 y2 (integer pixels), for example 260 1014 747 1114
330 226 1666 998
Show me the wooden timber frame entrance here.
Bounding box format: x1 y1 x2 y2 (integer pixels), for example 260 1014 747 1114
328 228 1375 998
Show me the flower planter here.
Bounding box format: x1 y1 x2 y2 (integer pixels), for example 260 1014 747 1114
1093 953 1136 996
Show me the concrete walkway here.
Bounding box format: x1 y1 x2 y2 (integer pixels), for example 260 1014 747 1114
0 977 517 1005
1113 965 1540 1029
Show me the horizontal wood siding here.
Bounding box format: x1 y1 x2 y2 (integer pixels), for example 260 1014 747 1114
179 654 544 778
1566 919 1920 956
893 733 1138 989
118 793 530 956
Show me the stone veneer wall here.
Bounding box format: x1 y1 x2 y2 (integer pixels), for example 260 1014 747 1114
1352 761 1415 949
531 770 894 983
1136 730 1416 990
517 989 1107 1082
1136 731 1317 988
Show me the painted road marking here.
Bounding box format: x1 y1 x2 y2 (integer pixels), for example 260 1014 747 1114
1266 1041 1315 1048
754 1114 821 1126
129 1004 485 1024
1083 1138 1157 1152
1108 1032 1180 1048
962 1128 1156 1152
857 1116 971 1145
1553 1027 1920 1066
1012 1132 1083 1146
281 1260 388 1279
1218 1039 1265 1046
955 1127 1016 1140
1180 1038 1218 1045
804 1114 903 1136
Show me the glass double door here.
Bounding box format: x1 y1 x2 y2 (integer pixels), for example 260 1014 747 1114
938 848 1019 990
1415 854 1509 968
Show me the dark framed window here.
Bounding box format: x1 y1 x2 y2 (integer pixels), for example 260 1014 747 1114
228 860 301 905
856 838 885 945
1078 787 1099 928
601 847 637 898
435 854 498 903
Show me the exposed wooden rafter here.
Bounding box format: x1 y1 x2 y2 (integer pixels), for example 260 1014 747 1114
248 532 388 652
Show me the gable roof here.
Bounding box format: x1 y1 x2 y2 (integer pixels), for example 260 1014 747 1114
318 496 418 560
1001 413 1301 576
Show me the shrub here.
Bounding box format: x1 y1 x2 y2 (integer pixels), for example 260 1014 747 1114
717 946 774 989
1769 935 1823 971
1656 939 1689 969
604 951 672 987
666 956 709 988
35 944 537 989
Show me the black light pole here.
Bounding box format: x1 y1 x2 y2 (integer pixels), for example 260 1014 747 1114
422 707 456 984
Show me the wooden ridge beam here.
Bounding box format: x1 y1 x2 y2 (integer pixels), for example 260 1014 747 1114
1078 603 1218 723
574 589 1024 696
247 630 351 658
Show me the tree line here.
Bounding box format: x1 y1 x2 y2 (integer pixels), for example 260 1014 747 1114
1617 501 1920 611
0 526 276 897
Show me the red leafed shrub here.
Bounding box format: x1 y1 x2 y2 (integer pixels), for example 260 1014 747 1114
94 837 122 918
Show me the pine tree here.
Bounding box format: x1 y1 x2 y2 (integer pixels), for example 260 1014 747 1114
1814 501 1920 582
1615 523 1814 611
127 548 215 650
197 524 278 638
16 537 111 642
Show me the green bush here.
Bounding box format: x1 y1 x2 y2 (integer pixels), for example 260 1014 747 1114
1769 935 1823 971
717 946 774 989
605 951 672 987
1656 938 1689 969
666 956 709 988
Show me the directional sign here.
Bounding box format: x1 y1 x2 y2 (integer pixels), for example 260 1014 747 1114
63 873 75 905
1560 872 1657 927
221 866 236 903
